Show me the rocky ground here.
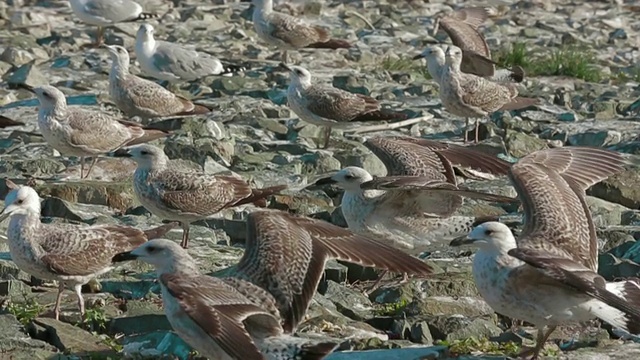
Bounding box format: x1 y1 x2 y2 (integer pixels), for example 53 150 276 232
1 0 640 359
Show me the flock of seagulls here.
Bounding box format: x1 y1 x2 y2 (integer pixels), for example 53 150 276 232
0 1 639 360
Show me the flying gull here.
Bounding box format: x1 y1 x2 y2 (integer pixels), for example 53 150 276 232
250 0 352 62
135 24 247 83
111 144 287 249
27 84 169 179
0 181 177 320
315 136 514 253
439 45 538 143
451 146 640 359
105 45 212 120
116 239 338 360
282 64 408 149
69 0 158 47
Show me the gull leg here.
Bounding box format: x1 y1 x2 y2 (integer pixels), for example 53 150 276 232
366 270 388 294
54 282 65 321
79 156 85 179
96 26 105 47
517 326 556 359
74 284 86 319
83 157 98 179
464 118 469 144
280 50 289 64
321 126 331 149
474 118 480 143
180 222 190 249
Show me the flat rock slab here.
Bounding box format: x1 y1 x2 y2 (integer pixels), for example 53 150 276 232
0 314 58 359
32 317 115 356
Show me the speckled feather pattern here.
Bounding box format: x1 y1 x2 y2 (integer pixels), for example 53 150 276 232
253 5 329 49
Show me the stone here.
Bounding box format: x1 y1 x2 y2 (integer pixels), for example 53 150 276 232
589 168 640 209
323 281 374 321
31 317 115 355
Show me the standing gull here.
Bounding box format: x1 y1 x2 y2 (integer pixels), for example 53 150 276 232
28 85 169 179
316 136 514 253
0 181 177 320
439 45 538 143
250 0 352 62
117 239 338 360
282 64 408 149
69 0 158 47
105 45 212 120
451 147 640 359
111 144 287 249
135 24 246 83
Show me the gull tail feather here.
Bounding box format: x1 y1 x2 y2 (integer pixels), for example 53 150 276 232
126 128 171 146
143 222 180 240
351 109 408 122
238 184 288 207
178 103 212 116
594 279 640 335
490 66 525 83
306 39 352 49
126 12 159 23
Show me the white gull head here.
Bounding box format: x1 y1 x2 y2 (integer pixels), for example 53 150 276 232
105 45 131 72
129 239 198 275
452 221 517 253
33 85 67 112
136 23 156 50
114 144 168 170
413 45 447 81
444 45 463 69
284 64 312 88
0 186 41 222
326 166 374 192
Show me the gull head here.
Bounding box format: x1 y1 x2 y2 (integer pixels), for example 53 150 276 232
444 45 463 67
450 221 516 253
33 85 66 111
116 239 195 274
280 63 312 87
0 185 41 222
413 45 446 80
136 23 155 44
105 45 131 69
315 166 373 191
110 144 167 170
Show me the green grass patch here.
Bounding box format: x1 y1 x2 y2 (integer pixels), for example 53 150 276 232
379 56 431 80
7 295 45 324
373 299 409 316
437 337 521 357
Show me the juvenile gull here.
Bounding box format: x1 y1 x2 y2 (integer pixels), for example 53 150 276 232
316 136 514 253
251 0 351 62
451 147 640 359
135 24 246 83
0 181 177 320
112 144 287 249
221 209 434 332
69 0 158 47
440 45 538 143
282 64 408 148
29 85 169 179
117 239 338 360
106 45 212 120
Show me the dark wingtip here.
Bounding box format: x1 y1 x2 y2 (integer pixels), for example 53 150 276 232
510 65 526 83
306 39 352 49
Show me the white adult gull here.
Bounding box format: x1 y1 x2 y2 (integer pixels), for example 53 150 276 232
135 24 247 83
0 181 177 320
116 239 338 360
69 0 158 47
451 146 640 359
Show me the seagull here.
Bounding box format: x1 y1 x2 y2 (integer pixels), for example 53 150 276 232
282 64 408 149
111 144 287 249
69 0 158 47
451 146 640 359
28 84 169 179
438 45 538 143
250 0 352 62
135 24 247 83
116 238 338 360
105 45 212 120
0 180 177 320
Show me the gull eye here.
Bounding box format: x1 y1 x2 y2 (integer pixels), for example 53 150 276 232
140 150 150 156
484 229 493 236
147 245 157 253
344 174 354 180
16 199 23 204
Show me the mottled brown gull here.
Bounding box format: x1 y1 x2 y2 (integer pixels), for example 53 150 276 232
135 24 246 83
220 209 434 333
0 181 177 320
282 64 408 149
69 0 158 47
250 0 352 62
440 45 538 143
29 85 169 179
316 137 514 252
117 239 338 360
112 144 287 249
451 147 640 359
105 45 212 120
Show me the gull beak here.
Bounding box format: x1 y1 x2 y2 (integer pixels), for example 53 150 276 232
278 62 292 72
412 53 426 60
112 251 138 262
17 83 35 93
449 234 475 247
0 207 12 223
314 176 337 186
110 148 132 158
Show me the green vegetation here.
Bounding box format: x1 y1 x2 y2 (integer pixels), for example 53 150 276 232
379 56 431 80
494 42 603 82
83 307 110 332
373 298 409 316
437 337 521 357
7 296 45 324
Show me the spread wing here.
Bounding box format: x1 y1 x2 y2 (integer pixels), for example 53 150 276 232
233 210 433 332
439 7 493 76
510 147 626 271
161 274 281 360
